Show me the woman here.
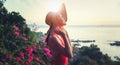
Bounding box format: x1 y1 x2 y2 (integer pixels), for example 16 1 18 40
45 4 73 65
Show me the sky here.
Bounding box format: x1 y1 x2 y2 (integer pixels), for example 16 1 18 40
4 0 120 25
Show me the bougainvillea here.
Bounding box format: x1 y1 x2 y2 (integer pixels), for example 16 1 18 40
0 3 51 65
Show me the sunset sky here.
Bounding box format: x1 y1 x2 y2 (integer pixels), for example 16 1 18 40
4 0 120 25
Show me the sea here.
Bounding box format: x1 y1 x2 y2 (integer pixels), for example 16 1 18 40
29 25 120 60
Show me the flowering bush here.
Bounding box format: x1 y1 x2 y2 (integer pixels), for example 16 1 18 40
0 6 51 65
43 48 52 58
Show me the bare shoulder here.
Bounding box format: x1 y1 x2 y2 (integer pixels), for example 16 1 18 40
48 35 58 42
47 34 63 48
48 34 64 46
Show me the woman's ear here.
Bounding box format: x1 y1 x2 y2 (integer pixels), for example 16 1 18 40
58 3 67 22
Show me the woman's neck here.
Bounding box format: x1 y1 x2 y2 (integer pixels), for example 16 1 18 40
47 25 65 34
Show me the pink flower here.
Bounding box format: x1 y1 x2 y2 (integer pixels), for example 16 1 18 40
28 56 33 62
13 25 19 31
8 52 12 59
43 48 50 53
23 25 27 29
16 57 21 62
35 57 40 61
43 48 52 58
19 52 24 59
46 52 52 58
25 62 29 65
26 47 33 54
22 33 26 36
23 37 28 41
32 44 36 51
14 32 19 36
1 58 6 62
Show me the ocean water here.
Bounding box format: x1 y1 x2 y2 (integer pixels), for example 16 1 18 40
65 25 120 60
31 25 120 60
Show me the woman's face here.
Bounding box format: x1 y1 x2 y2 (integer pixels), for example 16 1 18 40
56 13 66 26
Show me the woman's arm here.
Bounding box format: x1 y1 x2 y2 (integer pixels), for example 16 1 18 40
48 34 73 58
48 36 66 56
53 28 73 58
60 32 73 58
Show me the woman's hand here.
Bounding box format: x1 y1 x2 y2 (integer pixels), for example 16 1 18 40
52 27 73 58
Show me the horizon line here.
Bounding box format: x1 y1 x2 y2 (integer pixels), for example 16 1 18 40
27 24 120 26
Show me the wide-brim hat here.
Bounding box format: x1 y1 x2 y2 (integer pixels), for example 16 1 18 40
45 3 67 26
58 3 67 22
45 12 56 26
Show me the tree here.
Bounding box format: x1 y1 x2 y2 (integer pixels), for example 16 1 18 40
0 0 5 11
70 44 115 65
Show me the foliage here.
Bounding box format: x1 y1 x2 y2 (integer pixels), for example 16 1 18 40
34 32 44 43
0 5 51 65
70 44 120 65
0 0 5 9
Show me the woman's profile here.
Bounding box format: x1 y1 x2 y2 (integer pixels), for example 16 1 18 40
45 3 73 65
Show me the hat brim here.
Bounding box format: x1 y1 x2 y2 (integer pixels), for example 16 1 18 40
58 3 67 22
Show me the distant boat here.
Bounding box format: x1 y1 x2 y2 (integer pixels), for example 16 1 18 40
109 41 120 46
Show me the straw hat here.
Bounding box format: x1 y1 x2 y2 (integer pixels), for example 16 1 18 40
58 3 67 22
45 3 67 26
45 12 56 26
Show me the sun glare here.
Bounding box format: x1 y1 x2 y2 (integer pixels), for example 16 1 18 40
47 0 63 12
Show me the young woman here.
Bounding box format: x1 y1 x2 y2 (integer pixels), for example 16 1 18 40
45 4 73 65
